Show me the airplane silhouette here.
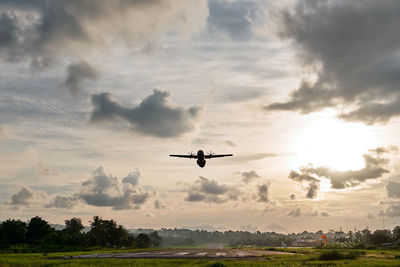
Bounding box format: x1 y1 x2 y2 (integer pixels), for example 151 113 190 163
170 150 233 168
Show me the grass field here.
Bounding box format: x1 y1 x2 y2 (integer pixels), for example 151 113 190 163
1 247 400 266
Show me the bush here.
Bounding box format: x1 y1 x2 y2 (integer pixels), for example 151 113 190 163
208 263 226 267
319 250 345 260
318 250 360 261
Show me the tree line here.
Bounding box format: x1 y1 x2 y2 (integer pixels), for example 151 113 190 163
0 216 161 253
1 215 399 253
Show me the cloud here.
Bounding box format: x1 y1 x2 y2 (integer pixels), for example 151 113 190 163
232 153 282 163
266 0 400 124
44 167 151 210
207 0 265 41
45 195 77 209
90 90 201 137
305 210 330 217
223 140 236 147
289 169 320 199
154 199 166 209
77 167 150 210
386 181 400 198
320 212 330 217
37 162 59 176
290 148 394 190
380 203 400 217
184 176 240 204
241 170 259 184
63 61 98 94
290 194 296 200
305 210 318 217
0 0 208 65
9 187 34 206
287 206 301 217
7 186 47 207
122 170 141 186
256 183 269 203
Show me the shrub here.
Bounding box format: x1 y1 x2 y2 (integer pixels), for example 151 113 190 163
318 250 360 261
319 250 345 260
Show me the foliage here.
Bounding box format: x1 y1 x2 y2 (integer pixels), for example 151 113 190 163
318 250 360 260
136 233 151 248
26 216 53 245
0 219 26 245
0 216 160 253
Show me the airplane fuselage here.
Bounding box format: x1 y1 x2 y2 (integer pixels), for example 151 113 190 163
196 150 206 168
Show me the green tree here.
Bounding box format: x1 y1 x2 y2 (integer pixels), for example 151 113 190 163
370 229 394 245
149 231 162 247
393 226 400 240
0 219 26 244
87 216 130 247
63 217 84 245
26 216 53 244
136 233 151 248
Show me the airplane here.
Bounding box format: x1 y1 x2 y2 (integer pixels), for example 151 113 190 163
169 150 233 168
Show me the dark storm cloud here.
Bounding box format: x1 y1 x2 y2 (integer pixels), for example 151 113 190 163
9 187 33 206
241 170 259 184
256 183 269 203
63 61 99 94
289 169 320 199
90 90 200 137
386 181 400 198
184 176 240 204
207 0 263 41
266 0 400 124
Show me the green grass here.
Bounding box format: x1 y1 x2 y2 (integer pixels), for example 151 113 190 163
1 248 400 266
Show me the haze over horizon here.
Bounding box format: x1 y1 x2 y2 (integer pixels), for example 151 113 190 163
1 0 400 233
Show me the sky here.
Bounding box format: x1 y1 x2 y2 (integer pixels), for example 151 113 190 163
1 0 400 233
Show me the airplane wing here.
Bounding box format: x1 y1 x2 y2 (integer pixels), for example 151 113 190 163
205 154 233 159
169 154 197 159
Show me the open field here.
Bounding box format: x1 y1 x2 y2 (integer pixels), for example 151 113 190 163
1 247 400 266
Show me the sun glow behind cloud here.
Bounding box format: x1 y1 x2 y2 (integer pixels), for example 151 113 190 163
293 111 381 171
